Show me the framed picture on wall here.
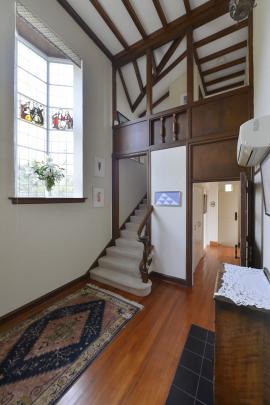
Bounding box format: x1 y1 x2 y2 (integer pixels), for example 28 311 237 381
94 157 105 178
261 152 270 216
154 191 181 207
93 187 104 208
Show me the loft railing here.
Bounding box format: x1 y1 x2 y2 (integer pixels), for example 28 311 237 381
137 205 154 283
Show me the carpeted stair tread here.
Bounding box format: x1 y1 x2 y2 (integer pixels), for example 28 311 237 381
98 255 140 274
106 246 142 260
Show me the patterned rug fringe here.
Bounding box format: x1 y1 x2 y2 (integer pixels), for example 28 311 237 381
86 283 144 310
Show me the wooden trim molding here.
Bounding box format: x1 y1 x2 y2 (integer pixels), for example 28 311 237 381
9 197 87 204
151 271 187 286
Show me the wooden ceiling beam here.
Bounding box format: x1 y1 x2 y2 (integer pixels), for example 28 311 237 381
132 50 187 112
122 0 147 39
205 69 246 86
90 0 128 49
114 0 228 66
183 0 191 14
152 52 158 77
195 19 248 49
199 41 247 64
203 57 246 76
207 80 245 95
152 0 168 27
118 68 133 110
194 47 208 96
138 91 169 118
156 36 184 75
57 0 113 60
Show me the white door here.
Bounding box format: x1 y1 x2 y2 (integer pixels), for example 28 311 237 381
192 185 204 274
218 184 239 247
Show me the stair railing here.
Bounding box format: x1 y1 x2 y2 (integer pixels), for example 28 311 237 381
137 205 154 283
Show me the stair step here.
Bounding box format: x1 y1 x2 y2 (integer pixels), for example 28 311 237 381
139 204 147 210
90 267 152 297
98 255 140 274
106 245 142 260
135 209 146 216
116 237 143 251
130 215 144 224
125 222 139 231
121 229 138 240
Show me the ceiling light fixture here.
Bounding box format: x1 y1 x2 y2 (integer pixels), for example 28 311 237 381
229 0 256 21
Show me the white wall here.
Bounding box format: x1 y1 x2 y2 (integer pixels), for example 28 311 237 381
0 0 112 317
119 158 147 225
254 1 270 269
151 147 186 279
204 182 219 246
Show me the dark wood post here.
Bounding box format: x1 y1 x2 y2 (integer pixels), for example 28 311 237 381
146 49 153 115
112 64 117 125
187 29 194 104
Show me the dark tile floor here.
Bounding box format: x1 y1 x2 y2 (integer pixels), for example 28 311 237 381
166 324 215 405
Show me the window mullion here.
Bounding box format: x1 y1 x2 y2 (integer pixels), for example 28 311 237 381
46 60 50 156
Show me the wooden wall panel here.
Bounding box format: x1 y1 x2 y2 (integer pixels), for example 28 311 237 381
113 120 149 154
192 91 250 139
191 138 241 182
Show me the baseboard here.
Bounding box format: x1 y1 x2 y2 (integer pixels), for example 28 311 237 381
0 273 88 326
151 271 187 286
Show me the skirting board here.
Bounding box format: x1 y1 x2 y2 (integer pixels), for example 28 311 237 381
151 271 187 286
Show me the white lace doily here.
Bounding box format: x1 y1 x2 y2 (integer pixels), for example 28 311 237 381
215 263 270 310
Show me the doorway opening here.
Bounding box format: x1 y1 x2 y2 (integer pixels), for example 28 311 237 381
192 181 241 275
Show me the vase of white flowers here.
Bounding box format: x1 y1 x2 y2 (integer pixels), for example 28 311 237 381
32 157 65 196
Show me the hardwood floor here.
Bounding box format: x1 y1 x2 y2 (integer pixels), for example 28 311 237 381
0 245 239 405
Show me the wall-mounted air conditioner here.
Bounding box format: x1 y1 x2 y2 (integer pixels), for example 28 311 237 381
237 115 270 167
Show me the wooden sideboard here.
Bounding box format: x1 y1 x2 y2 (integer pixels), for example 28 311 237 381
214 266 270 405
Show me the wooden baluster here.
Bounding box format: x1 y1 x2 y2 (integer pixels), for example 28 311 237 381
160 117 165 143
137 205 154 283
172 113 178 141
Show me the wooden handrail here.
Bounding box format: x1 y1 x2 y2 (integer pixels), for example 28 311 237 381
137 205 154 238
137 205 154 283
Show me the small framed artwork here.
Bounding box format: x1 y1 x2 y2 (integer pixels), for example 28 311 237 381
93 187 104 208
155 191 181 207
94 157 105 178
261 152 270 216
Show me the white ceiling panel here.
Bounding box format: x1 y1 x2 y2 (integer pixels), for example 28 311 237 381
121 63 141 103
166 36 187 67
189 0 208 9
98 0 142 45
204 63 246 82
201 48 247 71
160 0 186 22
137 55 147 86
193 14 236 42
67 0 123 54
129 0 162 35
207 75 246 92
197 28 248 59
154 41 173 65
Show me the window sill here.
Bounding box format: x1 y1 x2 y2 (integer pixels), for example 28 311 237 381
9 197 87 204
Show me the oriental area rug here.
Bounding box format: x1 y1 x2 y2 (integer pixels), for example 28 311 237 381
0 284 143 405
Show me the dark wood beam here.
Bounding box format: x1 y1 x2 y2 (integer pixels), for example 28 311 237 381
183 0 191 14
205 69 246 86
112 65 117 124
156 36 184 75
118 68 133 110
187 29 194 104
199 41 247 64
114 0 228 66
146 50 153 115
194 48 208 96
132 50 187 112
133 60 143 91
152 0 167 27
203 57 246 76
57 0 113 60
207 80 245 95
152 52 158 77
90 0 128 49
122 0 147 38
195 19 248 49
138 91 169 117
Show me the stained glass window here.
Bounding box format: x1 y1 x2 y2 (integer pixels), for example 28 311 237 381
15 39 77 197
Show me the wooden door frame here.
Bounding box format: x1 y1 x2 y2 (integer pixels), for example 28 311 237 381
112 150 151 241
